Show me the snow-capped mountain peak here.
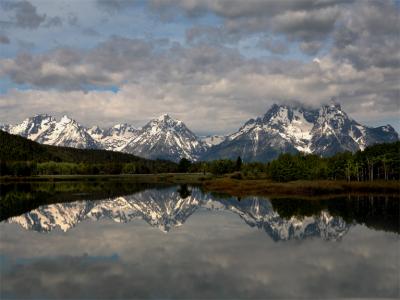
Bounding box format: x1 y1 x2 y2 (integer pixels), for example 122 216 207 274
202 103 398 161
157 113 173 121
9 114 56 140
60 114 73 125
122 115 208 162
4 114 100 149
200 135 226 146
87 123 137 152
151 114 184 130
88 125 104 137
2 102 398 162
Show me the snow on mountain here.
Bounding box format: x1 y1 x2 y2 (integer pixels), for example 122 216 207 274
202 103 399 161
6 188 350 241
121 114 208 162
8 114 56 140
1 103 398 161
88 123 137 151
1 113 207 161
200 135 226 147
3 114 100 149
35 115 100 149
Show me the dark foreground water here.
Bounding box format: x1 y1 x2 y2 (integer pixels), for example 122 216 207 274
0 182 399 299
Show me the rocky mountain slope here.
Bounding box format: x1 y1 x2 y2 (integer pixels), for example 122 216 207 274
1 114 100 149
88 123 137 152
121 114 208 162
1 103 398 162
200 135 226 147
202 103 398 161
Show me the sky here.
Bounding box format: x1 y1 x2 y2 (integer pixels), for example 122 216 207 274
0 0 399 135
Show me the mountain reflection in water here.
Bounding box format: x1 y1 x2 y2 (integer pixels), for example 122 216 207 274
1 183 399 299
2 184 399 241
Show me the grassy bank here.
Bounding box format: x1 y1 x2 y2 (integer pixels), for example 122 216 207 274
0 173 212 184
2 173 399 197
202 177 400 197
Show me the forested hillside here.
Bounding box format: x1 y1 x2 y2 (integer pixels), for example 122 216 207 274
189 142 400 182
267 142 400 182
0 131 177 175
1 130 399 181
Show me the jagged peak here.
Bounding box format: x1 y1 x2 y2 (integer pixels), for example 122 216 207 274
18 114 56 126
113 123 136 131
90 125 103 130
60 114 74 124
113 123 127 129
150 114 183 127
321 100 343 112
377 124 396 132
157 113 172 121
88 125 104 135
31 113 54 120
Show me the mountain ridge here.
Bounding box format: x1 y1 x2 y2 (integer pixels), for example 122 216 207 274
121 114 208 162
202 103 398 161
1 103 398 162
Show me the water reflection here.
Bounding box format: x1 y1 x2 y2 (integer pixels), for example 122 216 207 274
2 184 399 240
1 183 399 299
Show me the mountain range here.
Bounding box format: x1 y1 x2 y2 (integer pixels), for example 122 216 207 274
1 103 398 162
5 187 350 241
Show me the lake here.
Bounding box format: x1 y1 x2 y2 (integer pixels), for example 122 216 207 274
1 181 399 299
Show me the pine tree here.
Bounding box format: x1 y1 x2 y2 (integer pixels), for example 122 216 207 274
236 156 243 171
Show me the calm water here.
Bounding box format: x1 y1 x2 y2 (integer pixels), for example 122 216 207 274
0 182 399 299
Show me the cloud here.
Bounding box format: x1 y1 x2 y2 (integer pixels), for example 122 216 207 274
0 207 399 299
332 1 400 70
149 0 352 55
82 27 100 37
258 37 289 55
96 0 138 14
0 35 399 133
1 0 46 29
149 0 400 65
44 16 63 28
0 1 398 134
0 34 10 44
67 13 79 26
299 41 322 56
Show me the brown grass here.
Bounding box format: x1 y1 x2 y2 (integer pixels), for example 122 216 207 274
2 173 399 198
202 178 400 197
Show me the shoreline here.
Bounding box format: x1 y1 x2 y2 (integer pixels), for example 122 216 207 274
202 178 400 198
1 174 399 198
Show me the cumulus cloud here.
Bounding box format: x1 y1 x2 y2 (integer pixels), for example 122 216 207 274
0 0 46 29
299 41 322 56
150 0 400 65
96 0 138 14
0 209 399 299
0 1 398 134
44 16 63 28
1 35 399 133
332 1 400 70
258 37 290 55
0 0 70 32
150 0 353 55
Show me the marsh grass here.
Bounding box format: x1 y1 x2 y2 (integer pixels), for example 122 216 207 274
202 177 400 197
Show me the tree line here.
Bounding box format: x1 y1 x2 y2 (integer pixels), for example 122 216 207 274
0 131 178 176
1 130 399 180
185 142 400 182
267 142 400 182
